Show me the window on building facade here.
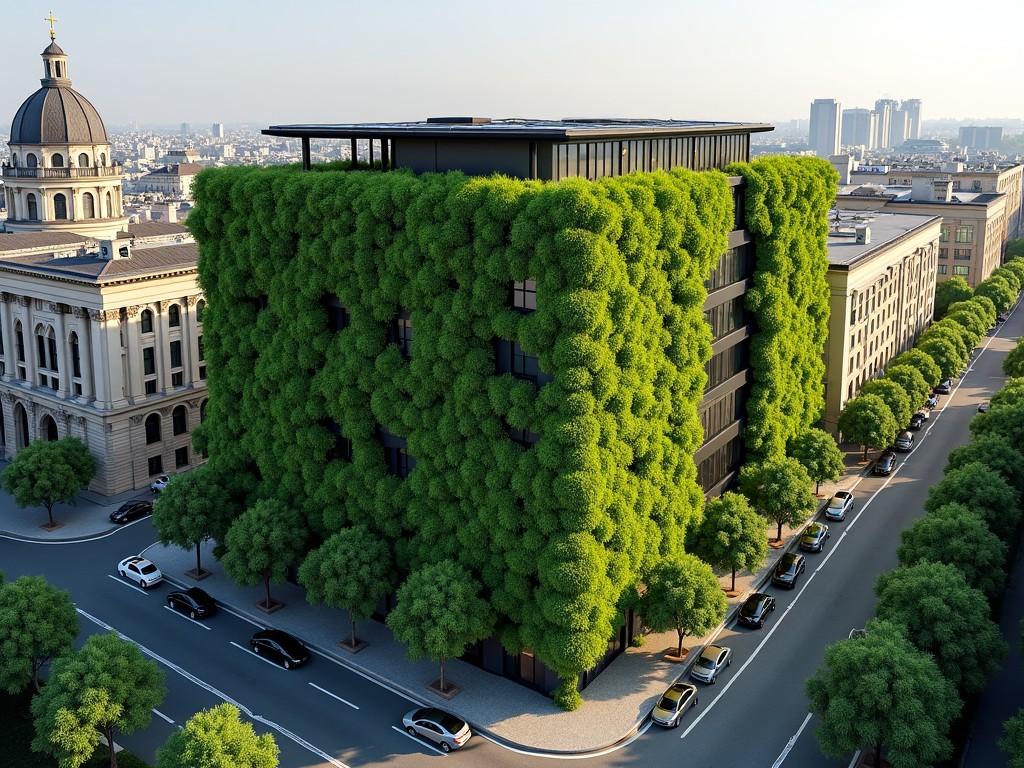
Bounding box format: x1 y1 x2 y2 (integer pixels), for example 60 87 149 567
391 313 413 358
82 193 95 219
15 322 24 362
78 153 90 168
706 247 752 291
939 226 949 243
172 405 188 435
141 309 154 334
53 194 67 220
512 279 537 311
26 194 38 220
939 248 948 259
506 422 540 446
170 340 182 369
143 346 156 376
51 153 64 168
168 304 181 328
148 455 163 476
172 372 183 387
385 445 414 478
70 333 81 378
953 248 972 260
175 446 189 468
145 414 161 444
953 265 969 277
195 300 205 324
322 294 348 331
955 225 974 243
511 341 542 383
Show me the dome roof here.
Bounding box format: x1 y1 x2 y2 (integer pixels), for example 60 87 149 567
10 86 109 145
42 41 65 55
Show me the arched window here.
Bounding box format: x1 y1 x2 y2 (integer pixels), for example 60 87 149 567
11 153 17 167
168 304 180 328
14 321 25 363
51 153 64 168
70 332 81 378
27 194 38 220
145 414 161 444
26 153 37 168
172 405 188 435
78 153 90 168
41 415 58 441
105 190 113 217
140 309 154 334
55 61 62 78
100 153 107 166
36 327 58 371
82 193 95 219
14 403 29 449
54 194 67 220
195 300 205 324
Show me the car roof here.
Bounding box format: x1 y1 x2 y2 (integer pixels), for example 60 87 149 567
780 552 799 564
834 490 851 498
121 555 148 565
745 592 769 603
703 644 727 657
805 522 823 532
253 629 300 644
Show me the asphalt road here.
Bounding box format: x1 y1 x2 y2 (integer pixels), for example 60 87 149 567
1 307 1017 768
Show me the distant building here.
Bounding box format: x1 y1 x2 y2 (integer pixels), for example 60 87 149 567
180 122 190 136
890 109 910 149
959 126 1003 151
874 99 898 149
164 149 200 165
841 109 877 149
902 99 923 140
211 122 224 138
809 99 841 157
133 163 203 200
823 210 940 432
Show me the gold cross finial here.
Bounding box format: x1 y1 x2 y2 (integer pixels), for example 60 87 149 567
44 11 58 41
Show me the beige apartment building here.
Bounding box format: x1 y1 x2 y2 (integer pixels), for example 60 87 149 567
837 178 1006 288
822 211 941 432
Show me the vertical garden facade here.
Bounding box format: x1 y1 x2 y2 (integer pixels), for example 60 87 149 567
190 119 835 699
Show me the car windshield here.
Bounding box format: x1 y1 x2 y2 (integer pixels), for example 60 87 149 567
740 599 760 616
140 564 158 574
696 655 716 669
805 525 821 536
657 695 679 710
828 497 843 508
436 713 465 733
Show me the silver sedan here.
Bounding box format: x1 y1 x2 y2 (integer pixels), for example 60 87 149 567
402 708 471 753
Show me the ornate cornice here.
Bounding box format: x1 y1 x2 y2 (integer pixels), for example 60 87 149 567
89 309 120 322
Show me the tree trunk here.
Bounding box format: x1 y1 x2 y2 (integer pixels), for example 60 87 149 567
32 660 41 692
262 570 271 608
439 657 447 692
731 567 737 592
874 742 882 768
676 629 685 657
195 541 203 574
350 615 358 648
863 444 869 461
776 519 784 541
45 502 55 528
815 479 821 495
107 725 118 768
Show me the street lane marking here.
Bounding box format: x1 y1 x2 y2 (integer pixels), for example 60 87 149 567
309 682 359 710
162 604 212 630
475 720 653 761
152 708 175 725
847 750 862 768
229 641 287 670
74 607 350 768
107 574 150 595
390 724 448 756
770 711 813 768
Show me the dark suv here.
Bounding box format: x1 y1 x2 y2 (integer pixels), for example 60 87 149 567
934 379 952 395
771 553 806 589
873 450 897 476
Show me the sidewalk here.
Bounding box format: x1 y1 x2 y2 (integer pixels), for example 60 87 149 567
144 448 872 754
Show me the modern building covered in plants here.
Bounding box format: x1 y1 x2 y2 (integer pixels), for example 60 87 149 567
191 116 833 699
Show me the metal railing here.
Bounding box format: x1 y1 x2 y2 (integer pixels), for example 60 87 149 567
1 165 122 179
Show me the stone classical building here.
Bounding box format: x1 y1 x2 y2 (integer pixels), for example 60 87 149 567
822 210 941 431
0 31 206 494
131 163 203 201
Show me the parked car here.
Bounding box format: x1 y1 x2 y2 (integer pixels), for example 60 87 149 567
738 592 776 629
978 401 990 413
873 450 897 476
166 587 217 619
650 682 698 727
908 412 926 431
249 629 310 670
771 552 806 589
934 379 952 395
150 474 170 494
117 555 163 588
998 313 1010 323
690 645 732 684
109 500 153 524
799 522 831 553
825 490 854 521
894 431 914 452
402 708 472 752
926 394 939 409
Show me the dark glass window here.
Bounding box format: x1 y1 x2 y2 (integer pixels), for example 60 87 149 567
323 294 348 332
170 340 182 368
705 297 748 340
141 309 154 334
143 346 156 376
172 371 183 387
700 390 742 440
16 325 24 362
697 436 744 491
145 414 161 444
145 379 157 394
37 334 46 368
175 446 189 468
506 422 540 446
385 445 415 478
148 455 163 476
168 304 181 327
512 279 537 311
195 300 205 324
199 365 206 380
197 335 204 361
71 334 81 378
511 341 541 383
705 339 749 390
323 420 353 461
706 246 753 291
47 335 58 370
172 405 188 435
391 313 413 358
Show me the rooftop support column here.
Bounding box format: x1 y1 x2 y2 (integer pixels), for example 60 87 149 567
350 138 357 165
301 137 311 170
369 139 374 166
381 139 390 169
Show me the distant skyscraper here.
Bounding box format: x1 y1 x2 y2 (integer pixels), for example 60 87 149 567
889 109 910 149
902 99 923 139
959 126 1003 150
809 98 841 157
874 99 898 148
180 122 190 136
841 108 877 148
212 122 224 138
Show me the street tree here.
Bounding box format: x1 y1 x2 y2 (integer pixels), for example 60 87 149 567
876 561 1006 694
690 492 767 592
917 335 966 381
933 275 972 319
386 559 493 694
1005 342 1024 378
31 633 165 768
945 308 987 337
738 457 817 541
1008 241 1024 259
933 316 980 353
806 618 960 768
156 703 279 768
991 378 1024 409
788 428 845 495
222 499 307 610
970 293 998 325
924 461 1020 540
946 298 990 328
639 553 728 658
972 402 1024 453
897 503 1007 600
298 525 393 649
976 274 1017 313
2 437 96 528
993 266 1023 294
858 379 913 431
946 434 1024 492
836 393 898 460
0 575 78 693
1002 710 1024 768
152 467 231 578
882 364 930 412
887 348 942 388
920 323 971 362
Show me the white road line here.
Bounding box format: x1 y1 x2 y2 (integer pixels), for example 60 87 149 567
309 682 359 710
229 641 286 670
152 708 175 725
770 712 813 768
304 645 423 706
162 604 212 630
476 721 653 761
75 607 350 768
390 724 448 756
847 749 862 768
107 574 150 595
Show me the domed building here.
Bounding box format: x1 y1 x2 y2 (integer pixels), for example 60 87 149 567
3 35 127 239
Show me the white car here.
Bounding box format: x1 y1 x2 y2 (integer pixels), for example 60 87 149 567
117 556 163 588
978 401 990 413
150 474 170 494
825 490 854 521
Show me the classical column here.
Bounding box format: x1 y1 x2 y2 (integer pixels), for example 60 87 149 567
155 301 171 392
0 294 15 382
20 297 37 386
89 309 125 408
73 308 94 401
124 305 143 401
52 303 70 398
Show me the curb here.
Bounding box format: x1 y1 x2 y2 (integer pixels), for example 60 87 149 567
0 524 123 543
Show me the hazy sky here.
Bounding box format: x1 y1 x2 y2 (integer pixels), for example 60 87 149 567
4 0 1023 130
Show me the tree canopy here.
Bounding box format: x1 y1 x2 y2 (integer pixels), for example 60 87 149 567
972 402 1024 453
875 561 1006 694
1002 709 1024 768
738 457 817 540
2 438 96 527
933 276 973 319
222 499 308 609
887 349 942 388
1005 341 1024 379
945 433 1024 491
689 491 767 592
156 703 279 768
882 364 930 412
639 553 728 657
805 619 960 768
975 274 1017 313
858 379 913 432
917 335 966 381
924 461 1020 540
152 467 232 577
837 393 898 460
788 427 845 494
0 575 78 693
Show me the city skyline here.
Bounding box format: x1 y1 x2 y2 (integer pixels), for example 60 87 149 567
3 1 1023 129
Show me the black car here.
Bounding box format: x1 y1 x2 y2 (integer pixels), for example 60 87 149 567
998 313 1010 323
166 587 217 619
909 412 926 430
771 553 806 589
873 450 897 476
109 500 153 524
250 629 310 669
738 592 776 628
933 379 952 395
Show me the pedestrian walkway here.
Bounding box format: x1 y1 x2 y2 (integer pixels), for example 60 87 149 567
144 449 873 754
